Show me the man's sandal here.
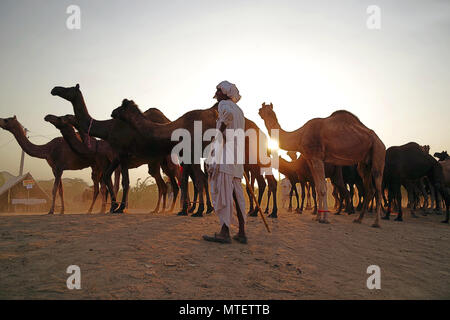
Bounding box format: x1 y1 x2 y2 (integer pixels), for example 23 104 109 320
202 233 231 244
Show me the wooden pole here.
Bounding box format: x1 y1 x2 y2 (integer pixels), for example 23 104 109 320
243 171 271 233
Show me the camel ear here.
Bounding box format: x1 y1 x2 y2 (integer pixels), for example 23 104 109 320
13 115 16 120
269 103 273 109
76 84 80 89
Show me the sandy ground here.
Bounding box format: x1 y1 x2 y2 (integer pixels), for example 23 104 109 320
0 208 449 300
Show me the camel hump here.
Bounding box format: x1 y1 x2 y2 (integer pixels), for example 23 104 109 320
329 110 363 124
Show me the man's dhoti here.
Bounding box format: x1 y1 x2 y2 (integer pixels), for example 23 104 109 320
209 171 246 227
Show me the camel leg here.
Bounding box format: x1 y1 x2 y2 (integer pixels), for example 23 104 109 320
113 167 121 198
103 157 120 213
99 180 107 214
245 168 255 214
306 183 312 210
354 163 376 224
333 167 354 215
393 183 403 221
88 181 99 214
48 169 62 214
188 182 198 213
308 160 329 223
168 175 179 213
311 184 318 215
288 186 294 212
87 168 101 214
201 168 214 213
191 164 206 217
332 184 339 210
371 160 385 227
177 164 190 216
293 183 301 213
267 175 278 218
418 179 428 213
356 177 365 211
113 156 129 214
348 183 355 214
299 182 305 213
151 170 167 214
249 172 266 217
87 180 99 214
264 189 271 214
58 176 65 214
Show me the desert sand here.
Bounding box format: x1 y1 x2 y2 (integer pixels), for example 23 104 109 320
0 208 449 299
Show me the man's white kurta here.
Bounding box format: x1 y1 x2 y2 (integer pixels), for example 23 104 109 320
208 99 246 227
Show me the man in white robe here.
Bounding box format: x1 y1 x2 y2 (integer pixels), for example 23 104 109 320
203 81 247 244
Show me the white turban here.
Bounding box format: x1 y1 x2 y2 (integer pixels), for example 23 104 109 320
216 80 241 103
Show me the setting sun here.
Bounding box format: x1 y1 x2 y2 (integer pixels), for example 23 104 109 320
268 138 279 152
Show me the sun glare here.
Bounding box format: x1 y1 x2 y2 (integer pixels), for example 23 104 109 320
268 138 279 152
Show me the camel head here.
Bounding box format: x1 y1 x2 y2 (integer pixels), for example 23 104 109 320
44 114 71 130
111 99 141 121
434 151 449 161
258 102 278 127
60 114 79 128
0 116 19 131
51 84 81 102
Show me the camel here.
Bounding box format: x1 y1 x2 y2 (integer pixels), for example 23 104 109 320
341 165 364 212
383 142 449 223
243 118 278 218
0 116 98 214
279 178 293 209
434 151 450 222
434 151 449 162
110 98 218 217
283 155 352 214
44 114 119 213
287 151 313 210
62 113 180 213
259 103 386 227
51 84 181 214
277 156 301 212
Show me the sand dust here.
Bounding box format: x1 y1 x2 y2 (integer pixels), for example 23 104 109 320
0 209 449 299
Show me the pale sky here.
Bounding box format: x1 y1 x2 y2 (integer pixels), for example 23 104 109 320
0 0 449 185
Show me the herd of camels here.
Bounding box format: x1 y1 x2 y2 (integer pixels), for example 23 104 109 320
0 84 449 227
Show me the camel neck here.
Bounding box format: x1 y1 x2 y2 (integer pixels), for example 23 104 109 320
278 157 290 175
137 116 176 142
58 125 91 156
264 116 302 152
71 93 110 140
10 125 49 159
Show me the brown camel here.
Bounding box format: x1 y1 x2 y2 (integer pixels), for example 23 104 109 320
44 114 121 213
383 142 449 223
62 113 180 213
0 116 97 214
259 103 386 227
110 98 218 217
51 84 180 214
287 151 313 210
243 118 278 218
434 151 450 222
